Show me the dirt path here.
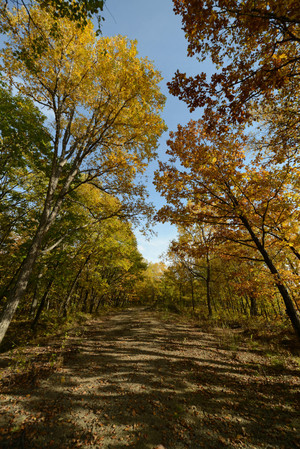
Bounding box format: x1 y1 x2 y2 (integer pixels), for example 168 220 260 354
1 307 299 449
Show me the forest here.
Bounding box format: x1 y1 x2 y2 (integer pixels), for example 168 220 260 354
0 0 299 347
0 1 299 449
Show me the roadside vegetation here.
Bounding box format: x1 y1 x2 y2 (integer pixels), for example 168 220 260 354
0 0 299 375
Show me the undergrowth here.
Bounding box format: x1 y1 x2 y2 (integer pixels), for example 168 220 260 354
0 302 120 354
0 312 88 354
154 301 300 356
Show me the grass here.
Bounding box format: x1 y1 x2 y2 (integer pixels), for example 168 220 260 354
0 303 127 386
0 310 92 354
153 302 300 356
0 302 143 354
1 302 299 390
0 311 92 388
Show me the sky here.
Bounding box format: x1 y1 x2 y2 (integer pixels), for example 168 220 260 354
101 0 209 264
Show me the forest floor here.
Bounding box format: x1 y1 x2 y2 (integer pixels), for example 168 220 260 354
0 307 299 449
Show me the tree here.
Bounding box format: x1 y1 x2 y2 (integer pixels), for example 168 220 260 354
0 83 51 220
155 120 300 337
0 5 166 344
1 0 106 34
41 0 106 30
135 262 167 305
0 85 51 301
169 0 300 127
168 224 218 316
15 183 148 326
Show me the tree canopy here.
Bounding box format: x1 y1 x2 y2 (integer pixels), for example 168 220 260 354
154 0 300 338
0 5 166 345
169 0 300 127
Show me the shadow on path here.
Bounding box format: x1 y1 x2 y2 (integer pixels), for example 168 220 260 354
1 308 299 449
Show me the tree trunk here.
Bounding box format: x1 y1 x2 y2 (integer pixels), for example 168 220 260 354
249 295 258 317
31 260 60 329
240 215 300 339
30 267 44 316
0 265 21 304
190 278 195 313
206 256 213 317
0 219 48 345
240 296 247 316
95 294 105 312
0 134 82 345
89 288 95 314
0 163 66 346
31 276 55 329
81 290 89 313
61 254 91 317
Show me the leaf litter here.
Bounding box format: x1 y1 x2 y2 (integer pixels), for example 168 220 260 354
0 307 299 448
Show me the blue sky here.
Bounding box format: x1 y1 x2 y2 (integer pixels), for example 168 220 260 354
101 0 209 264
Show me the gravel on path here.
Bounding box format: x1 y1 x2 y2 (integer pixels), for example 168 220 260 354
0 307 299 449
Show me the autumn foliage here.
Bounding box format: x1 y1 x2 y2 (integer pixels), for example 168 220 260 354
154 0 300 338
0 4 165 345
169 0 300 126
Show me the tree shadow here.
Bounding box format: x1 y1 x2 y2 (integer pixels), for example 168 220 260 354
1 308 299 449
